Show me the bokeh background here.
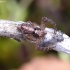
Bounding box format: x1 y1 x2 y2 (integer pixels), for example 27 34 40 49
0 0 70 70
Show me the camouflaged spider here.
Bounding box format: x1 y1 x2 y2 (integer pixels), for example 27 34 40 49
17 17 57 51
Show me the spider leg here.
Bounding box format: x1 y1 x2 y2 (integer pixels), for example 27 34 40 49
42 44 55 51
36 37 47 51
36 38 40 50
36 41 55 51
41 17 57 34
23 34 33 41
36 38 43 51
40 18 46 31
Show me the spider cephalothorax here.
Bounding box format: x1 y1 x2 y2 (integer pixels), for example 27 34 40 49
17 17 57 51
18 21 46 42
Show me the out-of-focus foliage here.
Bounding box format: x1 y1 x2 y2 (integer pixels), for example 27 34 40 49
19 56 70 70
0 0 70 70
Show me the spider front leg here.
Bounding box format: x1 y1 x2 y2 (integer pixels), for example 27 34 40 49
36 38 43 51
36 38 41 50
41 17 57 34
35 37 46 51
36 39 56 51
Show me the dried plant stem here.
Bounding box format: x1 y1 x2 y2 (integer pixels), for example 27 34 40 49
0 20 24 41
0 20 70 55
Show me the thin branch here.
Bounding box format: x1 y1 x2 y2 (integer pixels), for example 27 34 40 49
0 20 70 55
44 28 70 55
0 20 24 41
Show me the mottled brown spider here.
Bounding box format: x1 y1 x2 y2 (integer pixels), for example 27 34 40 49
17 17 57 51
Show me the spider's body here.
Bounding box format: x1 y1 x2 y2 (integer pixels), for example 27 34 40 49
17 17 57 51
18 22 46 42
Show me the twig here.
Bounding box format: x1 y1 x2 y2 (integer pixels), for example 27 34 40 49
0 20 24 41
0 20 70 55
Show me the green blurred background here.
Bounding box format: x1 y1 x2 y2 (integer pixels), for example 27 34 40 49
0 0 70 70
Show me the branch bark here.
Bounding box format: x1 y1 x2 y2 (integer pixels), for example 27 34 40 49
0 20 24 41
0 20 70 55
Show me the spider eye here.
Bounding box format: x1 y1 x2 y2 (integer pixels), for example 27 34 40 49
33 31 39 38
34 27 41 30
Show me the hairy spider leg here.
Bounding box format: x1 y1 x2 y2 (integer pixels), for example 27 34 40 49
41 17 57 34
35 17 57 51
40 17 46 31
36 38 43 50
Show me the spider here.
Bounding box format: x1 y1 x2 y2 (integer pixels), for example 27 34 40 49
17 17 57 51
